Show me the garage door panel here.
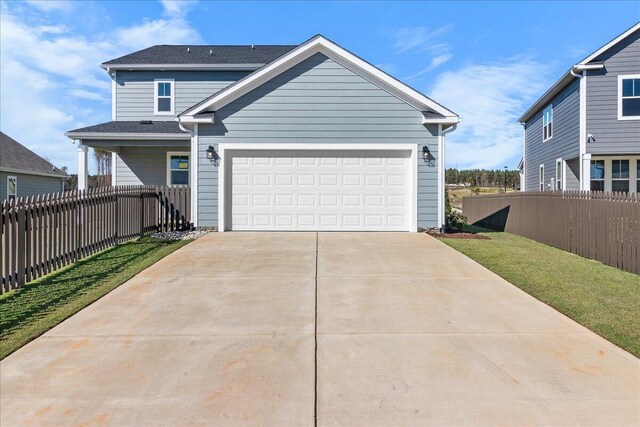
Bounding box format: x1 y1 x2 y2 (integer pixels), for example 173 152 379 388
229 149 412 231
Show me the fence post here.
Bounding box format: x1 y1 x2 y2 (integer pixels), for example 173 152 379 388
140 191 145 238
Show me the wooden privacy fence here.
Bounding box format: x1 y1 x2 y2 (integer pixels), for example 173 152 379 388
1 185 190 293
462 191 640 275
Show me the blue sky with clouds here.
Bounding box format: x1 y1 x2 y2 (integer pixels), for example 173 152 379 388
1 1 638 173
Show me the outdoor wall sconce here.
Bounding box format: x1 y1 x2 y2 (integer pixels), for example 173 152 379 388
422 145 431 161
206 145 216 160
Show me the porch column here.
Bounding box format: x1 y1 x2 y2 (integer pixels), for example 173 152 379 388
111 151 117 186
580 153 591 191
77 143 88 190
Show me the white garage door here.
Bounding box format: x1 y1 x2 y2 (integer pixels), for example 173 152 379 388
227 149 413 231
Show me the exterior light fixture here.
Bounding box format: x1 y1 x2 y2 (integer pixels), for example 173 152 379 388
206 145 216 160
422 145 431 160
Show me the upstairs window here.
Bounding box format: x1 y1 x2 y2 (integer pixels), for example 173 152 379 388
154 80 174 115
619 75 640 119
7 176 17 200
590 160 605 191
611 160 629 193
542 104 553 141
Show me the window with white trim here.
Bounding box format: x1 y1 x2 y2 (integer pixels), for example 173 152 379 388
611 160 629 193
539 165 544 191
590 160 605 191
167 153 189 185
7 176 17 200
154 80 174 115
542 104 553 141
555 159 563 191
620 76 640 119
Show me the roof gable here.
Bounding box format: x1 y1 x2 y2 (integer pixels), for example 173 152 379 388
0 132 68 178
179 35 458 122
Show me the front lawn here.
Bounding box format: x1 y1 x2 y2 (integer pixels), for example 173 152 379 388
0 237 189 359
438 228 640 358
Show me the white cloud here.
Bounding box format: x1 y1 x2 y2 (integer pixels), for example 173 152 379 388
390 25 454 76
430 57 550 169
25 1 73 12
0 1 202 173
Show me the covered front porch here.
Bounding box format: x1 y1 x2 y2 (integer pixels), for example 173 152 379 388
65 121 192 190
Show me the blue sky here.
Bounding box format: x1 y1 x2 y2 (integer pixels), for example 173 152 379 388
1 1 638 174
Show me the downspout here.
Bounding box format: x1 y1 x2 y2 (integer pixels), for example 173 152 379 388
571 67 588 190
440 123 458 231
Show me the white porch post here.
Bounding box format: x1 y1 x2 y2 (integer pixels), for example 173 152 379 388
77 143 88 190
581 153 591 191
111 151 117 186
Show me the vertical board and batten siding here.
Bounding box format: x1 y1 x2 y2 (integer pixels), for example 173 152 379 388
196 52 440 228
115 70 250 121
524 79 581 191
586 29 640 154
0 172 64 201
115 146 189 186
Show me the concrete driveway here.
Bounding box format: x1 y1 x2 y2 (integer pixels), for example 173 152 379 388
1 233 638 426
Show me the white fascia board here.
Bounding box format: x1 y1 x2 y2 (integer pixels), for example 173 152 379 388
181 35 458 119
577 22 640 65
422 114 460 125
64 132 190 140
0 167 68 179
573 63 604 71
178 114 215 124
101 63 264 71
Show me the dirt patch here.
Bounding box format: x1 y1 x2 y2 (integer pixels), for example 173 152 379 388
427 231 490 240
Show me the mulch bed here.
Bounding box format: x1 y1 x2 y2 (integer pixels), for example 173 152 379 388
427 230 491 240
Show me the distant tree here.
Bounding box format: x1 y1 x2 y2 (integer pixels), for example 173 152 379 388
93 149 112 187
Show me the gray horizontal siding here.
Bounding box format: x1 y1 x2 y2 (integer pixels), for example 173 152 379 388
115 146 189 186
1 171 64 200
586 29 640 154
115 70 249 121
196 53 439 228
524 79 580 191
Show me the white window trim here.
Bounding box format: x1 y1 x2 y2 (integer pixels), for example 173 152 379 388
7 175 17 199
166 151 190 186
555 158 564 191
611 159 631 192
216 143 418 233
618 74 640 121
154 79 175 115
539 164 544 191
542 104 553 142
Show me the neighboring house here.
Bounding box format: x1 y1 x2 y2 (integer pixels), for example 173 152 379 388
519 22 640 193
65 35 459 231
0 132 68 202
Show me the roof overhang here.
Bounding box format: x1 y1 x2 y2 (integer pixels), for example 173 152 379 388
64 132 190 141
0 166 68 179
179 35 459 123
101 63 265 72
422 114 460 125
177 113 215 124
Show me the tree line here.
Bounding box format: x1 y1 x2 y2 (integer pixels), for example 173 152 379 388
446 168 520 188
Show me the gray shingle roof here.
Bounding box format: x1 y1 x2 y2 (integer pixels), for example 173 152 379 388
102 45 297 67
66 121 188 135
0 132 68 177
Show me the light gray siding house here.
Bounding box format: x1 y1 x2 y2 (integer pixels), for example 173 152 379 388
519 23 640 193
66 35 459 231
0 132 68 201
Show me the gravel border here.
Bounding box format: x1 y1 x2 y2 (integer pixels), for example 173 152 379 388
150 230 211 241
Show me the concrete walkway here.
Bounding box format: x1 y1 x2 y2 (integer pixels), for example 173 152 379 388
1 233 638 426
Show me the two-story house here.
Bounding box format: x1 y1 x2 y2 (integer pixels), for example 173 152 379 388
519 22 640 193
65 35 459 232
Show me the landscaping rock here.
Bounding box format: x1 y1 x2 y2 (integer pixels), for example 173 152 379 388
150 230 211 241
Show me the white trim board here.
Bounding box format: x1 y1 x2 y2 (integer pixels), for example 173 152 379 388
180 35 458 122
216 143 418 232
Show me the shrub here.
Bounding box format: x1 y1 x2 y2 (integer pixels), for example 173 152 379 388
470 186 480 195
445 190 467 231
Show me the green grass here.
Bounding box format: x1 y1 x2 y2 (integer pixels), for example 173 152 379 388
0 237 189 359
438 227 640 357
